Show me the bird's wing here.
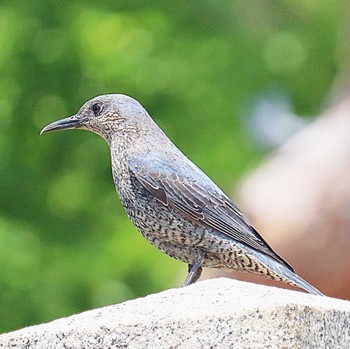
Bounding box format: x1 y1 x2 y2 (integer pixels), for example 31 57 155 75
128 152 293 271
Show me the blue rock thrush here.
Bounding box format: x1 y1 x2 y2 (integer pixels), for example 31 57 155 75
41 94 323 296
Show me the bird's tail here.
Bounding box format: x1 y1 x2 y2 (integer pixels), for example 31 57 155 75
249 249 324 296
277 264 324 296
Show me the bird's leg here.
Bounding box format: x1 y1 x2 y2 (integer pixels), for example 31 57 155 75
182 254 205 287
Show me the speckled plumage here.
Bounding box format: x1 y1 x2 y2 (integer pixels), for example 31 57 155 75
41 94 323 295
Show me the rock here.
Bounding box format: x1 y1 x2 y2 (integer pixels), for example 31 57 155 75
0 278 349 349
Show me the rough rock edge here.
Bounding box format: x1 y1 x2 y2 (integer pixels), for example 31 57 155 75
0 278 349 349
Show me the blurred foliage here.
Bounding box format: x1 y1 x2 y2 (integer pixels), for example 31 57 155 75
0 0 346 332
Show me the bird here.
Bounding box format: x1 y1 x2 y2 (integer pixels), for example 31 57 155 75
41 94 323 296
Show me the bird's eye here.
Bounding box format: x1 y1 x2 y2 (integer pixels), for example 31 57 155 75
91 102 103 116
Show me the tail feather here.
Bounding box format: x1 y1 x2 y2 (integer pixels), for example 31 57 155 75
280 265 324 296
249 249 324 296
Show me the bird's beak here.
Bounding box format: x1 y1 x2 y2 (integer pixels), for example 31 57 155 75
40 115 82 135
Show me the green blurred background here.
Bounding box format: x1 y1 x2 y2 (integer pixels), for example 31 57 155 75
0 0 346 332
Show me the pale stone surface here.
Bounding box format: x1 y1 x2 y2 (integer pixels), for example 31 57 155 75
0 278 349 349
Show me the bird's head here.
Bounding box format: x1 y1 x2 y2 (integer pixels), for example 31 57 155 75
40 94 150 142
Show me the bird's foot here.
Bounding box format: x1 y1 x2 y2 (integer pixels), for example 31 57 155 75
182 254 205 287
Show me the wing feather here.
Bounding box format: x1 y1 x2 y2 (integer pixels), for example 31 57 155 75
128 153 293 271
